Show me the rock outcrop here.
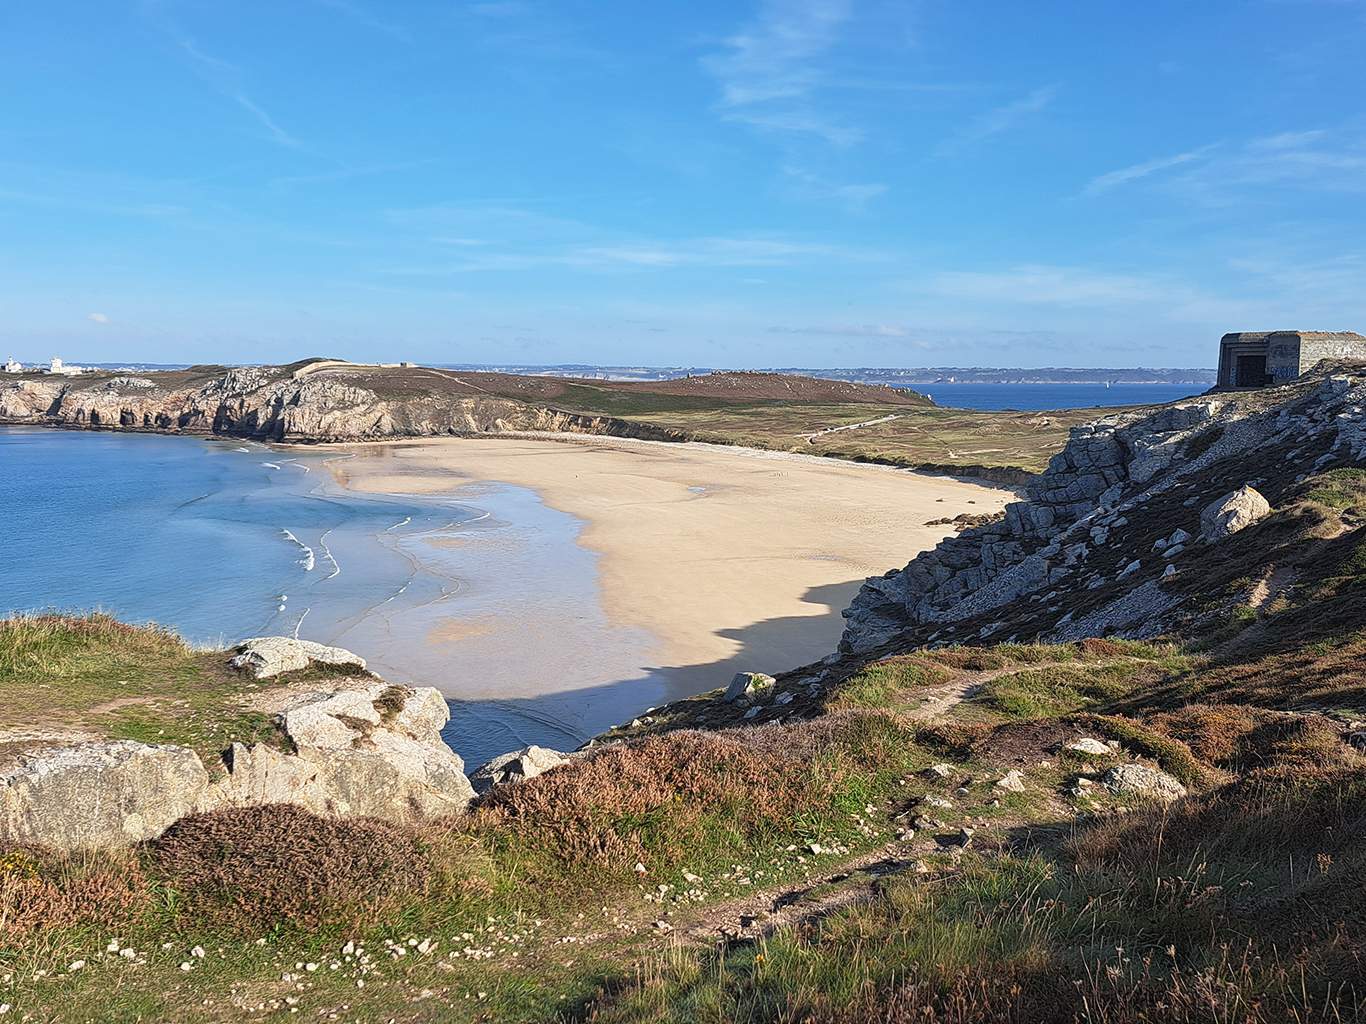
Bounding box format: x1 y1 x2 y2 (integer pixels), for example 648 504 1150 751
216 681 475 821
1102 764 1188 802
229 637 367 679
1 741 210 850
0 363 689 444
1200 486 1271 543
840 365 1366 653
468 745 569 795
0 658 476 849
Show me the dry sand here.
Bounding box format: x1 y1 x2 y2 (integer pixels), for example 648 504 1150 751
327 435 1013 693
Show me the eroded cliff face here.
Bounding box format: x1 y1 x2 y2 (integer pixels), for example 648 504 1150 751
840 365 1366 654
0 365 685 443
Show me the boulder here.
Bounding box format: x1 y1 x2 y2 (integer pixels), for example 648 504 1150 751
994 769 1027 793
228 637 366 680
1200 487 1271 544
1066 738 1111 755
216 681 475 820
724 672 776 702
1 742 209 851
1102 764 1187 802
468 745 570 795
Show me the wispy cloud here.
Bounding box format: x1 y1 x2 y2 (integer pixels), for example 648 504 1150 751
1080 128 1366 200
927 264 1177 307
769 323 908 336
380 205 859 273
315 0 411 42
156 33 304 150
935 86 1056 157
1080 144 1220 196
86 313 110 324
782 165 887 211
702 0 861 144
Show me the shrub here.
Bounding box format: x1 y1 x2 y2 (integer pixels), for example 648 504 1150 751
150 804 429 933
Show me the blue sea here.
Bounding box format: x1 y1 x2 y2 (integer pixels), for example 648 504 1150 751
0 427 667 768
919 383 1206 410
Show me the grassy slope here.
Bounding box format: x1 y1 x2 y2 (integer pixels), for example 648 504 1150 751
4 601 1366 1021
12 452 1366 1020
524 385 1098 478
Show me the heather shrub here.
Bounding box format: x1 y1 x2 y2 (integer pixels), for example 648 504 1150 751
472 728 845 878
150 804 429 932
0 843 154 936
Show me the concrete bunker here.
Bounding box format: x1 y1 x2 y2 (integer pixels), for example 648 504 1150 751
1216 330 1366 389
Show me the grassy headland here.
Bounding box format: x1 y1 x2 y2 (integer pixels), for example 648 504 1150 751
3 588 1366 1021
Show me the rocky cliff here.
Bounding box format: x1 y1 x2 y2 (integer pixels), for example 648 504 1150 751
841 363 1366 654
0 639 476 850
0 363 686 443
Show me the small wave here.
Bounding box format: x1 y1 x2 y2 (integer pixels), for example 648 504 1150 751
235 447 251 453
261 462 281 470
381 580 411 606
384 517 412 533
292 607 308 639
281 529 315 571
318 529 341 580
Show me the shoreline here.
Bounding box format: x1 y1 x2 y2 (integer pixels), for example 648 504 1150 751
318 432 1015 705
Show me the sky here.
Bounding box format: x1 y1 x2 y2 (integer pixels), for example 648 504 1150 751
3 1 1366 369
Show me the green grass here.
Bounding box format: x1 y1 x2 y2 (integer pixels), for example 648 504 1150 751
0 613 350 763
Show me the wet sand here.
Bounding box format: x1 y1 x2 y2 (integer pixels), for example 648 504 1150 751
327 435 1014 693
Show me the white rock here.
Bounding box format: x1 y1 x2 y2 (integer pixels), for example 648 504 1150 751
229 637 366 680
725 672 776 702
468 745 569 795
1200 486 1271 544
1067 738 1111 755
995 769 1027 793
1102 764 1187 802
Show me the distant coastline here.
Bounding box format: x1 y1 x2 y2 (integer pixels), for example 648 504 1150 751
32 361 1217 387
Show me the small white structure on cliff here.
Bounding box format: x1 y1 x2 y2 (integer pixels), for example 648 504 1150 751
45 357 87 376
4 357 21 373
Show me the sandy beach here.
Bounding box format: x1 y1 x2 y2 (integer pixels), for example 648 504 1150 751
326 435 1014 698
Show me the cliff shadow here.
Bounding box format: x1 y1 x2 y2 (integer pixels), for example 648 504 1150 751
442 578 864 770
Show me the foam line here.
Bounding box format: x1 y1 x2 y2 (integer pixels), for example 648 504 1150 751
318 529 341 580
280 529 315 571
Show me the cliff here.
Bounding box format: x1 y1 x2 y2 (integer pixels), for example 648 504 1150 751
0 634 476 851
840 361 1366 655
0 363 696 443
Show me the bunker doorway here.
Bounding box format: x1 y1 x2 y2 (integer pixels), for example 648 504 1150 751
1236 355 1268 387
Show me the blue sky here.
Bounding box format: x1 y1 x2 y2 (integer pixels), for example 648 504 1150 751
3 1 1365 368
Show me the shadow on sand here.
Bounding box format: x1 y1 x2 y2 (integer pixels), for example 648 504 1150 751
441 579 865 770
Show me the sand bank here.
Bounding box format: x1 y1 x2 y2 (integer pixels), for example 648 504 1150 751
327 435 1013 697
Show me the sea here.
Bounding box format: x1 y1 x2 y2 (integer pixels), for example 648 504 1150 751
0 427 666 768
0 383 1207 768
917 383 1205 410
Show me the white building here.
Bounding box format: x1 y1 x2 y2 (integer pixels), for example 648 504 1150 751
45 357 87 376
4 358 21 373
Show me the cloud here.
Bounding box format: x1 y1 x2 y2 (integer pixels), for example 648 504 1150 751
935 87 1056 156
162 36 303 149
927 265 1176 307
1081 145 1220 196
782 165 887 211
315 0 411 42
702 0 861 144
86 313 110 323
1081 128 1366 201
769 323 908 336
